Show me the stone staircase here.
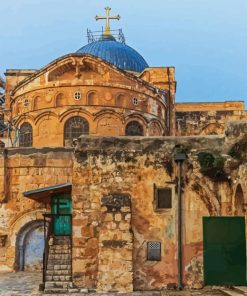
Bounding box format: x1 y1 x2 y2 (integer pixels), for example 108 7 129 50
220 286 247 296
44 236 74 294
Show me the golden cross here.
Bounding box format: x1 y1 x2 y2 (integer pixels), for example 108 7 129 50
95 7 121 36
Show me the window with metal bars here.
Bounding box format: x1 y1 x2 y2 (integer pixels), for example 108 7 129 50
125 121 143 136
64 116 89 144
19 123 33 147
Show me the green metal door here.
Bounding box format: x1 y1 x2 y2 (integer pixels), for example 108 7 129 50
51 194 72 236
203 217 246 285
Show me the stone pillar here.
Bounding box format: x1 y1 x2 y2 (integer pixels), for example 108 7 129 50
97 194 133 292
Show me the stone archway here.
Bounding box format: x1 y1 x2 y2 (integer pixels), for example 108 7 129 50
16 220 45 271
234 184 245 216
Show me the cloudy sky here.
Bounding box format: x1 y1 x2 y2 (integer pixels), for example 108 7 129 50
0 0 247 104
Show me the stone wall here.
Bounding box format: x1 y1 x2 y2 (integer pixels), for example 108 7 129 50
175 109 247 136
0 121 246 291
72 122 247 290
0 148 73 271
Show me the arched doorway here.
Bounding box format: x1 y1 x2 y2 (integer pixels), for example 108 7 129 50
234 184 245 216
16 220 45 271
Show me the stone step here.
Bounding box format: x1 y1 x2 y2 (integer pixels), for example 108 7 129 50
220 288 245 296
48 254 71 260
53 237 71 245
44 288 79 294
47 264 71 270
233 287 247 295
46 269 71 276
45 281 73 289
46 275 72 282
49 244 71 250
44 288 68 294
49 248 71 254
48 259 71 265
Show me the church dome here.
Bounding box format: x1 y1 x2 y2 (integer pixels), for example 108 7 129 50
76 40 149 72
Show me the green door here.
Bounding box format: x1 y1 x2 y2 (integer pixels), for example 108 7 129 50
203 217 246 285
51 194 72 236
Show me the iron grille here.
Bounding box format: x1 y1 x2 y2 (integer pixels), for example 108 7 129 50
147 241 161 261
125 121 143 136
19 122 33 147
64 116 89 141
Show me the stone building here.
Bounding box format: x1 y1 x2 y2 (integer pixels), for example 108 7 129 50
0 7 246 293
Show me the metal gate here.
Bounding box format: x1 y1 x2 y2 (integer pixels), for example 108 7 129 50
203 217 246 285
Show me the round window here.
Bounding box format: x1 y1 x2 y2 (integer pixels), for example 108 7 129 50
74 91 81 100
132 97 138 106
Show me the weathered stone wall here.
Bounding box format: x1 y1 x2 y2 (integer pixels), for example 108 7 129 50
176 110 247 136
0 121 246 291
97 194 133 292
72 122 247 290
0 148 73 271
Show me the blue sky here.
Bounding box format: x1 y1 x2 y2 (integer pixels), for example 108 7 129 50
0 0 247 104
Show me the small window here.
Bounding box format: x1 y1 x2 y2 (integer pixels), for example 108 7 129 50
155 187 172 209
74 91 81 100
23 99 29 107
147 241 161 261
132 97 138 106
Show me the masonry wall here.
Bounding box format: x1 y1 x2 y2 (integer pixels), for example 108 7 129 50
0 121 246 291
0 148 73 271
175 110 247 136
72 123 247 290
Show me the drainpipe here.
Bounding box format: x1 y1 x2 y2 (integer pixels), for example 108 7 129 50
174 151 186 290
3 148 8 202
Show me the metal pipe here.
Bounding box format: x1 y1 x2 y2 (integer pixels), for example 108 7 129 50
177 161 183 290
3 149 8 202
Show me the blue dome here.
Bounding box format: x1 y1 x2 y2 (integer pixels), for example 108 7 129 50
76 40 149 72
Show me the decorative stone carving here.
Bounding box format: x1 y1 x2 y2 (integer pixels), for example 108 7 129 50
0 235 7 247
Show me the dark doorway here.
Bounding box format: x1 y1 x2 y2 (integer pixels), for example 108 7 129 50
203 217 246 285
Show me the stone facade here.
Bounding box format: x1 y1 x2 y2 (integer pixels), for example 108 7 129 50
2 56 175 149
0 16 246 293
175 101 247 136
0 148 73 271
0 121 246 291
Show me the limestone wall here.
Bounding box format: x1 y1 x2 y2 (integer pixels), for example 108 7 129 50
175 109 247 136
0 148 73 271
0 121 246 291
72 122 247 290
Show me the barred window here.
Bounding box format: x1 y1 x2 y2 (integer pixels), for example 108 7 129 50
19 123 33 147
64 116 89 143
125 121 143 136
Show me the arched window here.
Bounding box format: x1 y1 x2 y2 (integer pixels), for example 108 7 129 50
64 116 89 144
125 121 144 136
19 123 33 147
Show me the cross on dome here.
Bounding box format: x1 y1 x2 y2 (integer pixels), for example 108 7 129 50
95 7 121 36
